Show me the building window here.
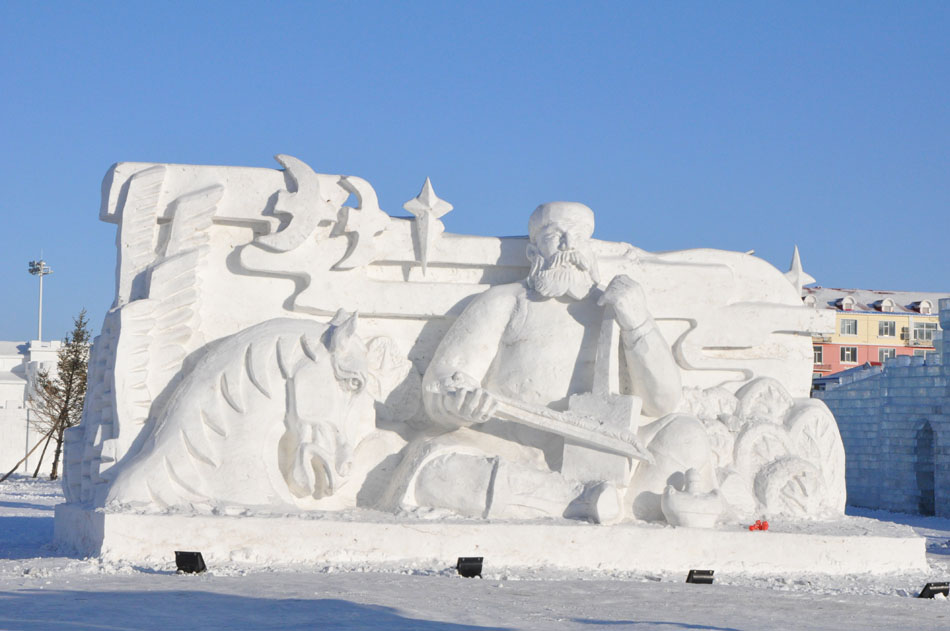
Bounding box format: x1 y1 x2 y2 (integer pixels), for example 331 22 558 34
913 322 938 343
813 346 823 364
880 298 895 312
840 319 858 336
841 346 858 363
878 320 896 337
878 348 896 362
919 300 933 315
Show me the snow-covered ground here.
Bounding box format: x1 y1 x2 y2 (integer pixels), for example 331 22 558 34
1 476 949 630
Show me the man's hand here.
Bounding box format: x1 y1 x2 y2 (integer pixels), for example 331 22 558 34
427 372 498 426
442 386 498 424
597 274 651 331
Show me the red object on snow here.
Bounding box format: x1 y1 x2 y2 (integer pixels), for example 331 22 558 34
748 519 769 531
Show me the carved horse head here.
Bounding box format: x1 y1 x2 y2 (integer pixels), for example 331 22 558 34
281 310 376 500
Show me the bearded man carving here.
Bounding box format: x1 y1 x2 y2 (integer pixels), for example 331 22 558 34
388 202 716 524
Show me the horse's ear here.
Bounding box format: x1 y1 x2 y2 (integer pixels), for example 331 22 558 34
329 311 359 353
329 308 350 326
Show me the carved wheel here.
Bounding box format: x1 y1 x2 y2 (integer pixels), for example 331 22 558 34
785 402 846 513
736 377 794 424
754 457 825 517
732 422 794 478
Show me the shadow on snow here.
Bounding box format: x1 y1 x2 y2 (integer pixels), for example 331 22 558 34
0 516 60 560
0 499 55 512
573 620 743 630
0 590 512 631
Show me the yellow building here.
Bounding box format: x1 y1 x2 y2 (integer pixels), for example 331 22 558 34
803 287 945 377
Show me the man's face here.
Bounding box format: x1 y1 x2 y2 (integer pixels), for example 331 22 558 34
534 220 591 261
528 219 597 300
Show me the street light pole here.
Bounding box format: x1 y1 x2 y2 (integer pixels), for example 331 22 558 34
28 259 52 341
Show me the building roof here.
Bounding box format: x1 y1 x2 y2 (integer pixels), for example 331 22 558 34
812 361 883 390
802 287 949 314
0 341 27 357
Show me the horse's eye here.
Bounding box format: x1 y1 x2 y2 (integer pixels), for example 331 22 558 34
345 377 364 392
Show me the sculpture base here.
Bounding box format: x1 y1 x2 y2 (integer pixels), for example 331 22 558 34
54 503 926 575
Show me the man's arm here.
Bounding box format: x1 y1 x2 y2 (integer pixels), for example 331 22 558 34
619 318 683 416
599 275 683 417
422 284 523 430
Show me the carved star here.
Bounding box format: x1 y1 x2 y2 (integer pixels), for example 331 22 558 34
785 245 816 295
403 178 453 275
403 177 453 219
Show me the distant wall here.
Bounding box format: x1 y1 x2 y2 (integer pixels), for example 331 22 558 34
815 298 950 516
0 405 52 476
0 340 59 477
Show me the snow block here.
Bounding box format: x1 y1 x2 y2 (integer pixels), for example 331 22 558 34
54 504 927 575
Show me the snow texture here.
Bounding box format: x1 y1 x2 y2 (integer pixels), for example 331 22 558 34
2 476 950 630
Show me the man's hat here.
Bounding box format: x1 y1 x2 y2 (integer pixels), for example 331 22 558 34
528 202 595 241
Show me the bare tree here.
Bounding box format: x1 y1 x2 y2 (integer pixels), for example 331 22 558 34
28 310 90 480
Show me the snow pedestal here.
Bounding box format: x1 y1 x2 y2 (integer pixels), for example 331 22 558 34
54 504 926 575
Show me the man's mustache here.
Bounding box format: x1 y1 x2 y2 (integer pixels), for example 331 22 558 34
546 249 592 271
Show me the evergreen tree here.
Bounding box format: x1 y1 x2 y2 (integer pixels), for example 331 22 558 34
28 310 90 480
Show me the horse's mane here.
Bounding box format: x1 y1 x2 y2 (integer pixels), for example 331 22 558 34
105 317 360 508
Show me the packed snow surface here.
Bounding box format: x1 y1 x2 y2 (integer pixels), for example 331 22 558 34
1 476 949 630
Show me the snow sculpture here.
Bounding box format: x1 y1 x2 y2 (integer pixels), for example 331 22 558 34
104 314 402 510
62 155 840 530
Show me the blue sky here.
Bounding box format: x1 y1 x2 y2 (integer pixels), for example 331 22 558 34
1 1 948 342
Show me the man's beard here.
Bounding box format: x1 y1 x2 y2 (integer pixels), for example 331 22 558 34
528 249 598 300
